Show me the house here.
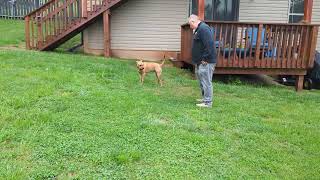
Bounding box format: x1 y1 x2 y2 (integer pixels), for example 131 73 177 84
82 0 320 59
24 0 319 90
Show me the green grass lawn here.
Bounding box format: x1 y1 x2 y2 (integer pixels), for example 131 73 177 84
55 34 82 53
0 19 81 52
0 19 25 47
1 49 320 179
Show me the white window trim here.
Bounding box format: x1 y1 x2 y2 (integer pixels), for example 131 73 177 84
288 0 305 23
289 13 304 16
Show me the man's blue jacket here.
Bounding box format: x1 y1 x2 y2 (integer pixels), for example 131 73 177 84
191 22 217 65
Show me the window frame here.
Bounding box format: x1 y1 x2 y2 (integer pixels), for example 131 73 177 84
288 0 304 23
189 0 239 21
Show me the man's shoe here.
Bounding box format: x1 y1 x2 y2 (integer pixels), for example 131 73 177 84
196 103 212 108
196 98 204 102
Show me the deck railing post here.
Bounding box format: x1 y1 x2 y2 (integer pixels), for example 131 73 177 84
25 16 31 49
304 0 313 22
295 75 304 91
103 10 111 57
179 24 193 64
37 12 43 48
255 24 263 67
180 26 185 61
308 26 319 68
82 0 87 18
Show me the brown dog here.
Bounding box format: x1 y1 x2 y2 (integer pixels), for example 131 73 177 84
136 58 165 86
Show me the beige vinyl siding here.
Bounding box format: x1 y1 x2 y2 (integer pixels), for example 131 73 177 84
84 0 189 51
239 0 289 23
312 0 320 51
84 17 104 49
111 0 188 51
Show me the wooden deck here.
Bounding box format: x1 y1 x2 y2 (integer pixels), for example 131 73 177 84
179 21 319 91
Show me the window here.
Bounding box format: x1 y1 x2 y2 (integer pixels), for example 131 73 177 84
189 0 239 21
289 0 304 23
205 0 239 21
189 0 198 15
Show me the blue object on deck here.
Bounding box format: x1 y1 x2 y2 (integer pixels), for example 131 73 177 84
246 27 268 48
246 27 279 58
220 48 250 58
265 47 277 58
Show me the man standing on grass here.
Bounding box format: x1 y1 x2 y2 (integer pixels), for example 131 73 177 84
188 14 217 108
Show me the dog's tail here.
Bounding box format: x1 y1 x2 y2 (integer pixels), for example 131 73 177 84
160 55 166 67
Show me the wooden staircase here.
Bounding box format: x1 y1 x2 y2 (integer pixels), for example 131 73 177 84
25 0 123 51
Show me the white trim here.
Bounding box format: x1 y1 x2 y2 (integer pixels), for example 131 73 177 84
289 13 304 16
288 0 291 22
288 0 305 23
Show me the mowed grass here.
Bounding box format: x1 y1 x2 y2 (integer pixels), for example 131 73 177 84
0 19 25 47
0 19 81 51
1 49 320 179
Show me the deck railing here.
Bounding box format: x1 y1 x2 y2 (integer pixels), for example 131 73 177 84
25 0 118 50
180 21 319 70
25 0 83 49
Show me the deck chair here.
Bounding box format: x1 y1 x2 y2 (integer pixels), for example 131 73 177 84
220 47 249 59
210 26 248 58
246 27 268 48
245 27 277 58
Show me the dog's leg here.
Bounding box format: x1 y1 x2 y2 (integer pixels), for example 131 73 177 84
139 74 142 83
141 73 146 85
156 71 162 86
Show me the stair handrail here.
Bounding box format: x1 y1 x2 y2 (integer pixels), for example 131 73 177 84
25 0 121 50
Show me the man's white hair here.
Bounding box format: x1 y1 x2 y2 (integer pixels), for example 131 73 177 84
188 14 200 22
